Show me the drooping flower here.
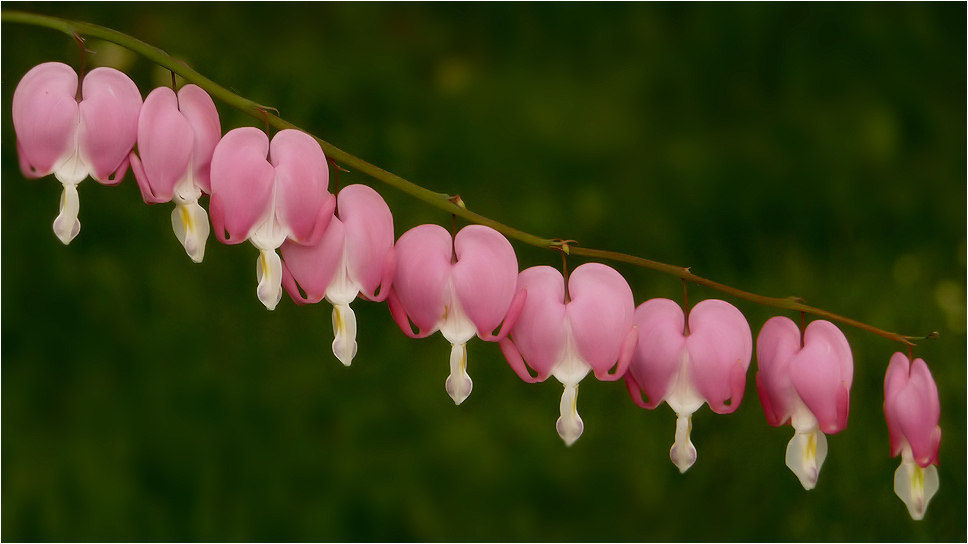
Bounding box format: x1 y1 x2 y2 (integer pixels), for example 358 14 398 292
130 84 221 263
625 298 751 472
281 184 396 366
884 352 942 520
209 127 335 310
755 317 853 490
12 62 143 244
498 263 637 446
388 224 524 405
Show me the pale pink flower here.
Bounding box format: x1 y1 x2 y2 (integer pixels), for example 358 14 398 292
756 317 853 489
12 62 142 244
130 84 221 263
625 298 751 472
388 224 524 405
209 127 335 310
884 353 942 520
281 184 396 366
498 263 637 446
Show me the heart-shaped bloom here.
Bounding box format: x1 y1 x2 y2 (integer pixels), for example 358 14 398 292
756 317 853 490
130 84 221 263
884 353 941 520
209 127 335 310
281 184 396 366
388 224 524 405
625 298 752 472
12 62 142 244
498 263 637 446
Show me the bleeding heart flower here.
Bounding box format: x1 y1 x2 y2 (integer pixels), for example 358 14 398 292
281 184 396 366
388 224 524 405
209 127 335 310
755 317 853 490
130 84 221 263
498 263 637 446
625 298 751 472
884 352 942 520
12 62 142 244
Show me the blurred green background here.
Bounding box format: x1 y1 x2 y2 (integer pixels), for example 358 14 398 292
2 3 965 541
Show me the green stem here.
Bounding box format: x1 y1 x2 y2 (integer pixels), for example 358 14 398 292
2 10 933 347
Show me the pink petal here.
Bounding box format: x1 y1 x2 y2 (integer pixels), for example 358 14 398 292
78 67 143 184
884 353 911 458
791 320 853 434
280 216 344 305
270 129 332 244
628 298 688 409
755 316 803 426
482 288 527 342
209 127 275 244
390 224 453 336
884 353 941 467
624 371 651 409
12 62 79 178
176 84 221 195
338 185 395 299
755 372 780 427
611 327 640 380
132 86 194 203
505 266 568 379
499 336 543 383
452 225 519 339
566 263 635 379
685 299 752 414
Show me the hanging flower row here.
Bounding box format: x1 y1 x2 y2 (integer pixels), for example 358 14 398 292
11 61 943 521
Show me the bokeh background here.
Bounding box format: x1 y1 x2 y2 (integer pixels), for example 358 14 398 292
2 3 965 542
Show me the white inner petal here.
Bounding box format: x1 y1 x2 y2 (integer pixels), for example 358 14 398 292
331 303 358 367
249 212 287 253
53 122 89 186
664 349 706 417
53 183 81 245
256 248 283 311
670 414 697 473
170 200 210 263
172 174 203 207
785 428 828 490
445 342 473 405
556 383 584 446
550 326 591 388
325 244 360 306
438 282 476 345
894 448 939 521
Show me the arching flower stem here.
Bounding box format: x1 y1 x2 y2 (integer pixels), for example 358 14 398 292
1 9 937 351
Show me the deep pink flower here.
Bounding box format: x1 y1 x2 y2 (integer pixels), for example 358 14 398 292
209 127 335 310
130 84 221 263
281 184 396 366
756 317 853 489
12 62 142 244
625 298 751 472
388 224 524 405
884 353 941 520
498 263 637 445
